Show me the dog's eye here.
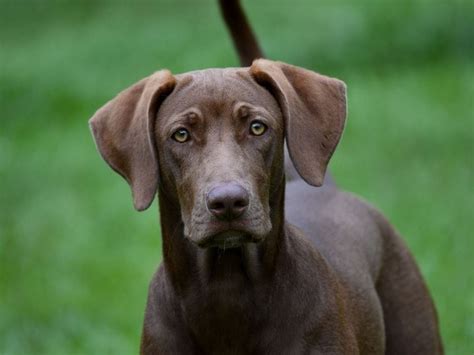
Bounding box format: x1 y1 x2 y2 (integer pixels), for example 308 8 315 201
249 121 267 136
172 128 190 143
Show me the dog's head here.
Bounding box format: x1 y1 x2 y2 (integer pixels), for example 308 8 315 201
90 60 346 248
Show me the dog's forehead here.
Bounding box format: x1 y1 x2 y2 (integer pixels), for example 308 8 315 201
159 68 280 117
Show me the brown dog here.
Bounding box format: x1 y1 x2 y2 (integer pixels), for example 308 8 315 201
89 1 443 353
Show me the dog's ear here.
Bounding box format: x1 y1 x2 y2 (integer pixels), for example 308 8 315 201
250 59 347 186
89 70 176 211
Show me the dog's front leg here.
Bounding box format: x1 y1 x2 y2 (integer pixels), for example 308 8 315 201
140 270 195 355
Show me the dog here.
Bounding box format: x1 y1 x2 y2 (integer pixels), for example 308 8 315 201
89 0 443 353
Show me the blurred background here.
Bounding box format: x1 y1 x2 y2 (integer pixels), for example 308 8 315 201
1 0 472 353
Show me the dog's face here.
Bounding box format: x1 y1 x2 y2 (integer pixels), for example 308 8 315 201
89 60 347 249
155 69 283 247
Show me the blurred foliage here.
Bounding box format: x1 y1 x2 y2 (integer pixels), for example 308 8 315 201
1 0 473 354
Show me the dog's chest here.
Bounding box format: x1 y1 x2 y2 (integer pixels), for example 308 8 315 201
180 279 314 354
183 284 255 342
180 268 275 352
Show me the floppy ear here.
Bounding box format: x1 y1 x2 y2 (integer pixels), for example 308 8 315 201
89 70 176 211
250 59 347 186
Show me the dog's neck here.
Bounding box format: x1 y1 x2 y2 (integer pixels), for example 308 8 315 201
157 179 286 295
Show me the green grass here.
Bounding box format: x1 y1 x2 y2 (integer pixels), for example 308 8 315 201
1 0 473 353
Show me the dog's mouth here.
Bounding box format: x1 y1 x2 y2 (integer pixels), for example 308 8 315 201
197 230 261 249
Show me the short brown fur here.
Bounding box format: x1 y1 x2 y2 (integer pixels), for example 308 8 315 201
89 1 443 354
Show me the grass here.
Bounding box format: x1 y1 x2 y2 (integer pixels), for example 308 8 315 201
1 0 473 353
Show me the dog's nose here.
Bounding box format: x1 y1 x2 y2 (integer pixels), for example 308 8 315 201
206 183 249 220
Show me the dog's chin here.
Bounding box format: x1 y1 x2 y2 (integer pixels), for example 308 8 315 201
189 228 264 249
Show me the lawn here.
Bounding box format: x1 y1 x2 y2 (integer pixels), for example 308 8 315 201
1 0 473 353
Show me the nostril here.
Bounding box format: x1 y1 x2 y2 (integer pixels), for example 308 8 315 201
234 200 246 208
209 201 225 211
234 199 247 208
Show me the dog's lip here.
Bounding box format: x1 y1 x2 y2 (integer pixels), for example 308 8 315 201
197 230 262 249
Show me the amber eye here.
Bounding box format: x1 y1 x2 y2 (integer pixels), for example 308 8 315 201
172 128 190 143
249 121 267 136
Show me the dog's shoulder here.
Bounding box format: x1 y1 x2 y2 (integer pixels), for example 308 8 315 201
286 180 393 284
